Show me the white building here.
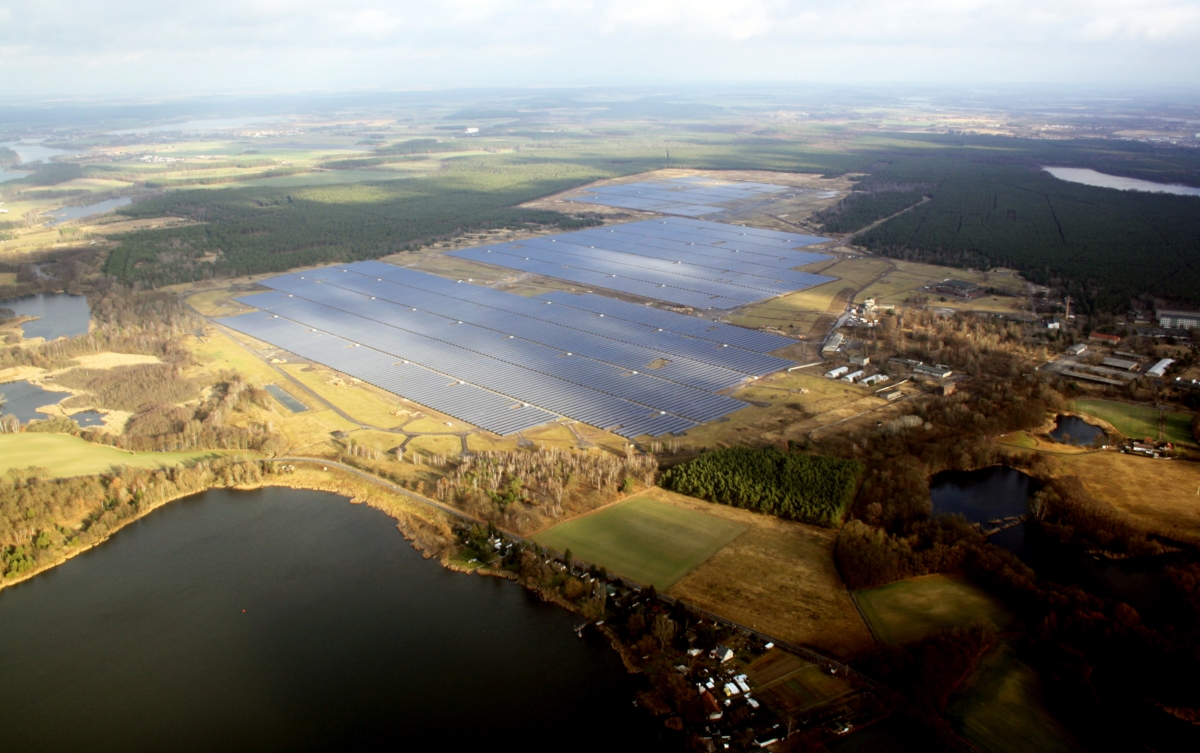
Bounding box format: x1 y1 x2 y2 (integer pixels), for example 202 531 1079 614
825 366 849 379
841 370 865 383
1147 358 1175 378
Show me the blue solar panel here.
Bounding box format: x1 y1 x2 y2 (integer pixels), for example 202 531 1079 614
446 218 835 309
569 179 804 217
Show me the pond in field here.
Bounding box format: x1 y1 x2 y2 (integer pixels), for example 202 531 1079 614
0 487 679 752
0 292 91 339
1049 415 1106 446
1043 167 1200 197
0 380 70 422
264 383 307 412
69 409 105 427
47 196 132 224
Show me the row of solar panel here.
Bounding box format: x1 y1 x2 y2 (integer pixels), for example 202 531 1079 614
517 236 829 288
304 263 793 382
594 219 831 254
242 287 747 424
574 196 721 216
534 291 795 353
584 184 783 205
653 216 832 247
233 286 747 438
220 314 554 436
450 244 834 308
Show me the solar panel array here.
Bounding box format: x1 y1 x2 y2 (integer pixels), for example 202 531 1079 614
218 262 799 438
570 176 790 216
447 217 835 310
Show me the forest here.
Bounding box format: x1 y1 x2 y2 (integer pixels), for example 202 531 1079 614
97 132 1200 310
659 446 863 527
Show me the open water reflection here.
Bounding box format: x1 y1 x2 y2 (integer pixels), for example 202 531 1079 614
0 292 91 339
0 487 677 752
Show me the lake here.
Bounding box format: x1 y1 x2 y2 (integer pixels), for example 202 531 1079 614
0 291 91 339
264 383 307 412
0 140 73 182
108 117 285 135
0 487 678 752
1049 415 1105 446
47 196 133 225
1043 167 1200 197
0 380 71 422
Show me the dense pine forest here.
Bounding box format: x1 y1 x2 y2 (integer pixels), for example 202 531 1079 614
660 446 863 527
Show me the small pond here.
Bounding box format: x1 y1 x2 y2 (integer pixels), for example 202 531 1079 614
70 410 106 427
47 197 132 225
1043 167 1200 197
0 380 70 422
264 383 308 412
930 466 1171 613
1049 415 1106 446
0 292 91 340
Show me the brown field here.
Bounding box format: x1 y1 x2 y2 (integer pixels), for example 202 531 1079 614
854 260 1028 314
1054 452 1200 541
746 650 856 714
655 487 874 658
678 370 902 450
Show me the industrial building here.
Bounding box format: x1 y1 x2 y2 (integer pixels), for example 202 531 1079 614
1147 359 1175 378
1157 310 1200 329
934 279 985 299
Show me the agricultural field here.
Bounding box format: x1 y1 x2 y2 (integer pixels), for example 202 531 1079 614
744 650 855 715
531 492 749 589
947 644 1084 753
1068 399 1196 446
854 574 1012 645
0 434 237 478
1055 451 1200 541
660 488 874 658
853 260 1029 313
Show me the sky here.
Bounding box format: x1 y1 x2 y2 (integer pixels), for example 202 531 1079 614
1 0 1199 96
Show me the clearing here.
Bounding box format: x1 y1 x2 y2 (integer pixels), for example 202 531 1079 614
658 487 874 658
854 573 1012 645
1054 451 1200 541
0 434 237 479
532 491 748 590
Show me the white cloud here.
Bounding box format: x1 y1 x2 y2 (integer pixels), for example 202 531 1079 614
0 0 1197 93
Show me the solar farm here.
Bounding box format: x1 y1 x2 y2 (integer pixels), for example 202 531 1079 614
217 259 805 438
569 176 795 217
447 216 835 310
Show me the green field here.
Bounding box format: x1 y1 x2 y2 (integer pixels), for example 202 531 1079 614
854 574 1012 645
947 644 1084 753
191 169 419 189
1068 399 1196 446
532 495 748 589
0 434 236 479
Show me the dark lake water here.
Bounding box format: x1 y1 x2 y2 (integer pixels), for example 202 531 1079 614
265 383 308 412
47 196 132 224
0 380 70 422
0 487 676 752
0 291 91 339
1049 415 1105 446
930 467 1167 612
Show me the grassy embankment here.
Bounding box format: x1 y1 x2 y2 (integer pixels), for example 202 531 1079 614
1067 398 1195 446
0 434 234 478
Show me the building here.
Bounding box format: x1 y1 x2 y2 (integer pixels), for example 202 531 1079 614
934 279 985 299
1088 332 1121 345
825 366 849 379
821 332 844 354
1066 343 1087 356
1157 310 1200 329
879 389 903 401
914 363 954 379
1147 358 1175 378
841 370 865 383
861 374 889 386
1101 357 1140 371
849 354 870 366
889 357 923 369
1043 317 1063 330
